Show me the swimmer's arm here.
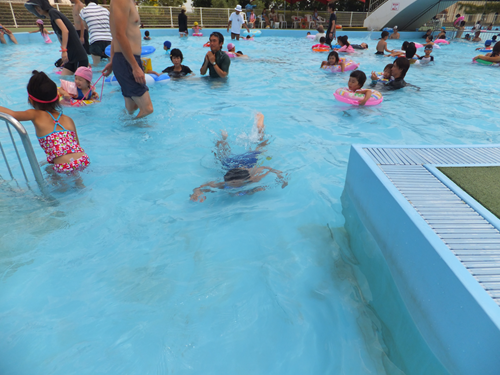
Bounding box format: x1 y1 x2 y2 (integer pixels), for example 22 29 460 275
0 107 38 122
475 54 500 62
320 61 327 68
54 19 69 51
103 42 114 76
200 54 209 75
384 43 393 53
58 87 72 100
370 71 378 82
252 166 288 188
357 90 372 106
190 181 224 202
340 60 345 73
80 19 88 43
146 70 161 76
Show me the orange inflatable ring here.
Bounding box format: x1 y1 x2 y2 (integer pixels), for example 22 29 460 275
336 25 342 29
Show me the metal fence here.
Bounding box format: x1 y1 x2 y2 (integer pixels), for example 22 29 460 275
0 1 369 28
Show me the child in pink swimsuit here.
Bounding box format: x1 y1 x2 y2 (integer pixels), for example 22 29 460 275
0 70 89 175
335 36 355 53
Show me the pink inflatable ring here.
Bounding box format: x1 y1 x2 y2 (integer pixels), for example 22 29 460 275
435 39 449 44
322 59 360 73
334 87 383 106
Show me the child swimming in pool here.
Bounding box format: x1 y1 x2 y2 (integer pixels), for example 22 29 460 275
0 70 90 174
334 36 355 53
312 37 330 50
320 51 345 72
370 64 393 83
58 66 98 101
192 22 202 34
190 113 287 202
29 19 53 43
375 31 393 55
346 70 372 106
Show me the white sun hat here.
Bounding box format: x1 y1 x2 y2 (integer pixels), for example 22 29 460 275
235 5 242 11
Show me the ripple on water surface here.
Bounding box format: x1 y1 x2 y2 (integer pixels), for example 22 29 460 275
1 34 494 374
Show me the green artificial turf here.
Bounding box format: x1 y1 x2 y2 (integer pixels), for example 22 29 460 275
438 166 500 219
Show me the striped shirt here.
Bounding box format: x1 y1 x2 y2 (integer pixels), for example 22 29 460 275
80 3 112 44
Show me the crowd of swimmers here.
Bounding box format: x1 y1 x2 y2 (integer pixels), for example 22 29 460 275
1 2 499 200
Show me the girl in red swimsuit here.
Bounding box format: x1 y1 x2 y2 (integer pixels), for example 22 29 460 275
0 70 89 174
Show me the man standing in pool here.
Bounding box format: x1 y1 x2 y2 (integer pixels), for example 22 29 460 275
200 32 230 78
69 0 90 55
190 113 288 202
79 0 113 66
102 0 153 118
227 5 249 41
325 3 337 47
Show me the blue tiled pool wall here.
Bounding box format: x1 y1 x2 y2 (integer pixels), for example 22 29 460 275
342 145 500 375
6 29 426 44
341 191 450 375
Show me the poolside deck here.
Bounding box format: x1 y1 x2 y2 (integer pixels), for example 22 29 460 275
364 146 500 306
342 144 500 375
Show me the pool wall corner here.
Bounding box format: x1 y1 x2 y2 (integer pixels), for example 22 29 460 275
341 144 500 375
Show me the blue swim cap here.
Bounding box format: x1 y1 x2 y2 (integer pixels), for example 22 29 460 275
164 40 172 49
485 40 492 46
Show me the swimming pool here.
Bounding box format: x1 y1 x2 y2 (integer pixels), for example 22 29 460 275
1 32 498 374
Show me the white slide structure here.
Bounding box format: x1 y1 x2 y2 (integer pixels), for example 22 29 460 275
364 0 458 31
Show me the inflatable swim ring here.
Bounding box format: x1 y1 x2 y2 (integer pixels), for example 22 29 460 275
193 33 203 37
203 42 210 47
415 43 440 49
454 16 465 27
105 73 170 85
226 52 237 58
312 44 330 52
322 59 359 72
473 59 500 67
241 30 262 37
334 88 383 106
479 48 492 53
60 96 99 107
435 39 449 44
307 34 315 39
373 72 390 82
105 45 156 57
382 27 393 33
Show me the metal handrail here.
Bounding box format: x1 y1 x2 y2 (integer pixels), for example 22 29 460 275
0 112 45 190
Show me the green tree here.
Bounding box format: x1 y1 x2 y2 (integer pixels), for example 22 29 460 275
457 1 500 14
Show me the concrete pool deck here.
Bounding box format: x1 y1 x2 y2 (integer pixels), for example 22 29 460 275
342 144 500 375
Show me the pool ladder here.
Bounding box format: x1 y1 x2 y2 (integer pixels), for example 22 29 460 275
0 112 46 192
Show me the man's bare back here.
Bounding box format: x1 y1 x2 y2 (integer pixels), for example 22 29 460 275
110 0 141 55
71 0 85 30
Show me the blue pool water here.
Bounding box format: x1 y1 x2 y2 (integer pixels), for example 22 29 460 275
1 32 498 374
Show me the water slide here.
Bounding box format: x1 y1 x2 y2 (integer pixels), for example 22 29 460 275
364 0 459 31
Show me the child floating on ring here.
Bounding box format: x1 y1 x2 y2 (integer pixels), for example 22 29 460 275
0 70 90 174
190 113 288 202
312 37 330 51
334 71 383 106
346 71 372 105
29 19 53 43
192 22 202 35
370 64 393 83
58 66 99 101
321 51 346 72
